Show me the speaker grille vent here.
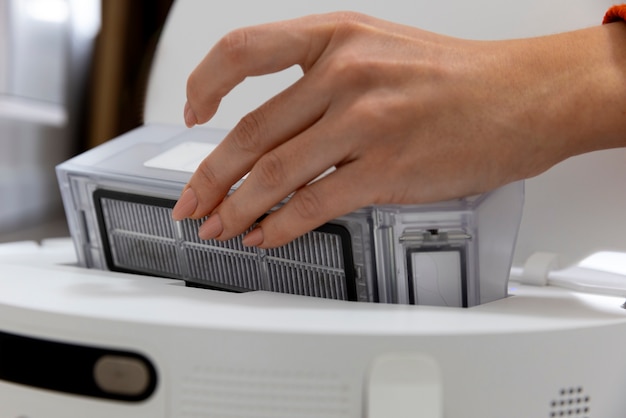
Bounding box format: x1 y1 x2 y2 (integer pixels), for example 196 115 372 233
550 386 590 417
94 190 358 301
177 366 353 418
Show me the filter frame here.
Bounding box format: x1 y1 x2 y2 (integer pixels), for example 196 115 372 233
93 189 360 301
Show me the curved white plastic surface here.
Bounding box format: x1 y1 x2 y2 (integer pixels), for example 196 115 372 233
0 241 624 337
2 243 626 417
367 353 442 418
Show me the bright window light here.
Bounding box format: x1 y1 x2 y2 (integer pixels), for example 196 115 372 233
25 0 69 24
578 251 626 276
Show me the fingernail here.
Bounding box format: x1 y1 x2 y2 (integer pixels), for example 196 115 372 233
172 188 198 220
199 214 223 240
184 101 198 127
242 227 264 247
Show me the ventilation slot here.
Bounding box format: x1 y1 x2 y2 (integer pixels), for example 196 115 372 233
94 190 357 301
549 386 590 418
177 366 353 418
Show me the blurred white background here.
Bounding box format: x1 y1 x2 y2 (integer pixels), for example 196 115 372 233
0 0 173 242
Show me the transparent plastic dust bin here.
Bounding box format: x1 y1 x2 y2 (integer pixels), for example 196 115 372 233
57 124 524 307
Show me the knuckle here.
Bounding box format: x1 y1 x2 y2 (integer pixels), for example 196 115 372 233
325 53 377 89
195 160 222 191
217 28 250 64
230 110 266 153
351 96 387 126
321 14 386 88
330 11 368 31
290 187 324 222
253 152 286 190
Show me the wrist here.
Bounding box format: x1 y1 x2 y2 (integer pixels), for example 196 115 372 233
499 24 626 161
556 23 626 153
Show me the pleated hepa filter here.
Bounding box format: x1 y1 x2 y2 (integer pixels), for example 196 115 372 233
57 124 524 307
94 189 357 300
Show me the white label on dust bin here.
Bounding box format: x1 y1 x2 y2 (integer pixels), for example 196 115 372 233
144 142 217 173
411 251 462 307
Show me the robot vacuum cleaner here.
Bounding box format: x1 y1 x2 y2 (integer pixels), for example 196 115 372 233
1 1 625 417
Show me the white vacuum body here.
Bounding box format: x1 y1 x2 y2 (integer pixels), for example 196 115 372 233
2 0 626 417
1 243 626 418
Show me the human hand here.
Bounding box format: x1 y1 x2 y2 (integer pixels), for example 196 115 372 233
172 12 626 248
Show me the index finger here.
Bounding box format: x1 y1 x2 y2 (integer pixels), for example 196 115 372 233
184 13 335 127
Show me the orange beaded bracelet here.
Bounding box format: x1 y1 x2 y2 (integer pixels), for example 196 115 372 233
604 5 626 24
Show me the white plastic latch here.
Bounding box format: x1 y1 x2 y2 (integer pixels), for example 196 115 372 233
367 352 442 418
520 252 560 286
